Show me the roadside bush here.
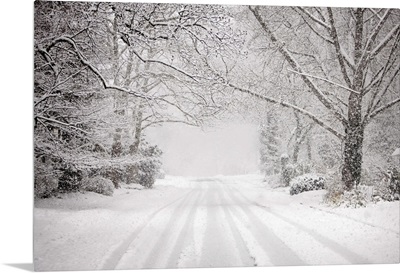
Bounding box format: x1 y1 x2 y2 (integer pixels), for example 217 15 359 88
343 189 368 207
280 153 314 187
34 158 60 198
82 176 114 196
58 165 84 192
123 144 162 188
289 174 325 195
132 158 161 188
323 172 369 207
103 167 124 189
323 178 345 205
373 168 400 202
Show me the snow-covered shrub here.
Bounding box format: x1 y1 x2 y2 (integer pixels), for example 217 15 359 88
323 175 345 205
82 176 114 196
289 174 325 195
57 163 85 192
323 173 368 207
34 158 60 198
104 167 124 189
281 163 296 186
123 144 162 188
280 154 293 186
373 168 400 202
280 154 314 187
137 145 162 188
338 189 368 208
133 160 157 188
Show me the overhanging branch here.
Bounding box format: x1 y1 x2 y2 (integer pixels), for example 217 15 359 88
288 69 360 94
249 6 348 127
227 81 345 140
365 97 400 125
43 36 154 99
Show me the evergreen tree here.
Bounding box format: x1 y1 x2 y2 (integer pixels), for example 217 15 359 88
259 112 280 175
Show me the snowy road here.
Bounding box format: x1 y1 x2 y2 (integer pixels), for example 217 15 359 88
34 175 399 271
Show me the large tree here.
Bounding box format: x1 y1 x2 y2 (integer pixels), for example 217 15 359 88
34 1 242 193
225 6 399 190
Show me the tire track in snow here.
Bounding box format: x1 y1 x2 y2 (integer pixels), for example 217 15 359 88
164 188 206 268
176 186 209 268
217 188 260 266
224 185 305 266
140 190 203 268
101 188 197 270
199 184 244 267
115 189 198 269
231 186 372 264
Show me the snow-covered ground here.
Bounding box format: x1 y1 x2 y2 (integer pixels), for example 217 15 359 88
33 175 399 271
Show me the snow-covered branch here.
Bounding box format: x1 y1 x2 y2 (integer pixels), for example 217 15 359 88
327 8 352 88
36 116 90 135
369 23 400 60
249 6 348 127
287 69 359 94
365 62 400 119
292 8 333 45
365 97 400 124
357 9 393 71
44 36 154 99
226 81 344 140
296 7 331 30
130 48 200 83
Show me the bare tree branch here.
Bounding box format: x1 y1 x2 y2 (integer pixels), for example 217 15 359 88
46 36 153 99
249 5 348 127
366 97 400 123
130 48 200 82
327 7 353 87
296 7 331 30
226 81 344 140
288 69 360 94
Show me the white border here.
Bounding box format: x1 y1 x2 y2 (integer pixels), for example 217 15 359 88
0 1 398 272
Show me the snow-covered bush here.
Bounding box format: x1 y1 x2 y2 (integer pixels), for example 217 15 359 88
280 153 314 187
323 173 369 207
342 189 368 208
103 167 124 189
332 188 368 208
281 163 296 186
289 174 325 195
373 168 400 202
57 163 85 192
133 160 158 188
323 172 345 205
123 144 162 188
82 176 114 196
34 158 60 198
280 154 292 186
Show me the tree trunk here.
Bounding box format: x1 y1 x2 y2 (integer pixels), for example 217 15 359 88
342 125 364 190
292 111 302 164
306 137 312 161
130 107 143 155
341 8 365 191
342 94 364 190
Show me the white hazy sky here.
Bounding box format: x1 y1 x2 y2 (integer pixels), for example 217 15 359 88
146 121 261 176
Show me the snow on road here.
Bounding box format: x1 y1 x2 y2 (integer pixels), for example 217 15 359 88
33 175 400 271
